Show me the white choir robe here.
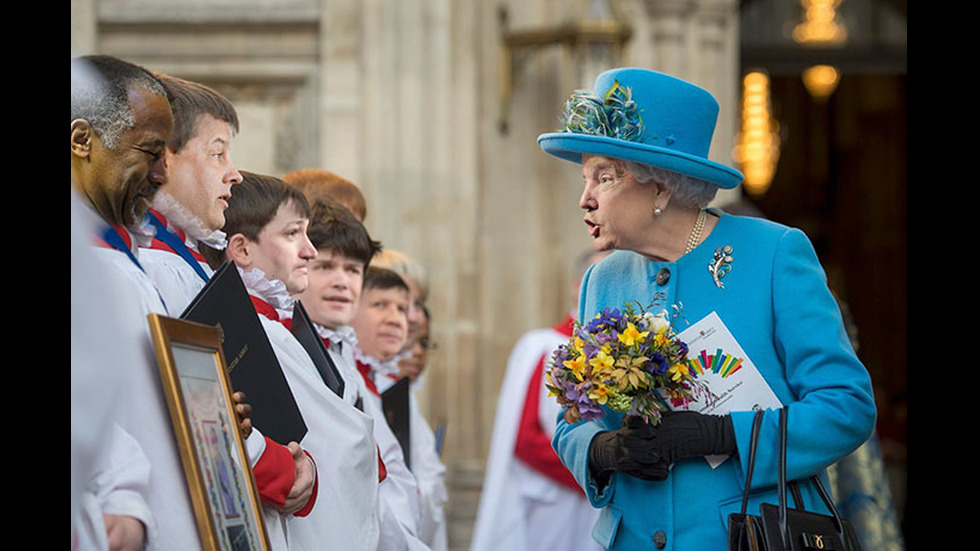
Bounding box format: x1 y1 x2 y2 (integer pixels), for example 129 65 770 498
73 197 153 550
75 425 153 551
324 337 428 550
141 230 319 549
375 370 448 551
140 245 212 315
91 243 202 550
471 325 601 551
258 317 381 550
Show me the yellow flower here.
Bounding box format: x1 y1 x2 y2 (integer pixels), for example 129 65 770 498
618 322 649 347
589 350 615 375
563 354 587 381
668 362 691 382
545 370 561 397
588 383 610 405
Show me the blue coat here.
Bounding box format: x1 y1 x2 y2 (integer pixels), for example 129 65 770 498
553 212 876 550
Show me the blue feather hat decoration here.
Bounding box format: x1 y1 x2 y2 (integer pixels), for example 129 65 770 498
561 80 644 141
539 68 743 189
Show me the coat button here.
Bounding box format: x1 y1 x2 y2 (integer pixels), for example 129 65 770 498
655 268 671 286
652 530 667 548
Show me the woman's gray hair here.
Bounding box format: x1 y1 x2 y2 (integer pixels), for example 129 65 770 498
621 160 717 208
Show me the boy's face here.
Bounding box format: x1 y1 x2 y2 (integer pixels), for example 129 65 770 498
245 201 316 294
295 249 365 329
351 286 409 361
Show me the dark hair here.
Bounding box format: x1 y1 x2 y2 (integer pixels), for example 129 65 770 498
283 169 367 221
201 171 310 268
71 55 168 149
363 266 410 294
153 73 239 152
307 199 382 267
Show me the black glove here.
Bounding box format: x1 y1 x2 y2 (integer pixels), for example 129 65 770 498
588 416 669 482
653 411 735 464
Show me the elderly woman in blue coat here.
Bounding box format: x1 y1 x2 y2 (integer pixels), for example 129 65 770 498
539 68 876 550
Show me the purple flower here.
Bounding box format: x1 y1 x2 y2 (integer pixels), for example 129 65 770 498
648 352 669 375
576 396 605 421
560 383 578 401
674 341 689 361
594 332 615 346
585 307 623 333
553 346 572 366
583 342 601 360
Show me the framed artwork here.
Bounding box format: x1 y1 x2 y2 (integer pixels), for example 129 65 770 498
147 314 270 551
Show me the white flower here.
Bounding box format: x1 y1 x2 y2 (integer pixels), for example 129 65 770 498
645 311 670 334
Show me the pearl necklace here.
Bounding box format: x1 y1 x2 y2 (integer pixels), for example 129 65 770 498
684 209 707 254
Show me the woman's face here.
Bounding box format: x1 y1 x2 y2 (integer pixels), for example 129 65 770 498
579 154 658 252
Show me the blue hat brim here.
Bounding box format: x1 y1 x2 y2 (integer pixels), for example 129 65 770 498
538 132 743 190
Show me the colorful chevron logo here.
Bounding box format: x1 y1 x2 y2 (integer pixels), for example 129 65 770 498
686 348 744 378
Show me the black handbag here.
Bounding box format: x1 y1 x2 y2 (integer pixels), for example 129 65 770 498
728 408 861 551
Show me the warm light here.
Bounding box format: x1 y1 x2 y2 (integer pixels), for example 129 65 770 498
802 65 840 102
792 0 847 47
733 71 781 196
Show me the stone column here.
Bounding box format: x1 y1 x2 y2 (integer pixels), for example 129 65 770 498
320 0 364 184
643 0 695 77
71 0 97 54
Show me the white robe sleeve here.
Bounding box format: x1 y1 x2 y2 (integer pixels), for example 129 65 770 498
409 396 448 550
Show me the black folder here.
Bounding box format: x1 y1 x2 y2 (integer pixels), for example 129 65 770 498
289 300 345 398
181 262 307 444
382 376 412 471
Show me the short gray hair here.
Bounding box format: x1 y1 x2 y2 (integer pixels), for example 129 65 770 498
70 56 167 149
621 160 717 208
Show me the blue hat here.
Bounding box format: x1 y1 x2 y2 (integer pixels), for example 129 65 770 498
537 68 743 189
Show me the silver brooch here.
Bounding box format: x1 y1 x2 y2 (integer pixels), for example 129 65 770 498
709 245 734 288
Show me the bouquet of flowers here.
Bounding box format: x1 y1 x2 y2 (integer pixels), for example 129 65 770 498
546 303 699 425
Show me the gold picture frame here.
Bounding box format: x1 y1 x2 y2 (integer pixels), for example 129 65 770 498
147 314 271 551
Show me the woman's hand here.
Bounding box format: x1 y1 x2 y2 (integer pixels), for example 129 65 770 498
587 412 735 483
588 417 669 481
652 411 735 464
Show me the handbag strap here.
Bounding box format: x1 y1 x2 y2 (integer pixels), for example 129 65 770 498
739 409 766 516
810 472 850 549
777 407 852 551
777 407 792 549
788 481 804 510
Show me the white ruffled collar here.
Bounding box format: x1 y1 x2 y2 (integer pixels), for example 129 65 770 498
352 347 401 378
238 267 295 311
198 229 228 250
150 191 228 249
128 217 156 248
315 324 359 350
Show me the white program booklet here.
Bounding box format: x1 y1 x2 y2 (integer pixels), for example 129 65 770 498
672 311 783 467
